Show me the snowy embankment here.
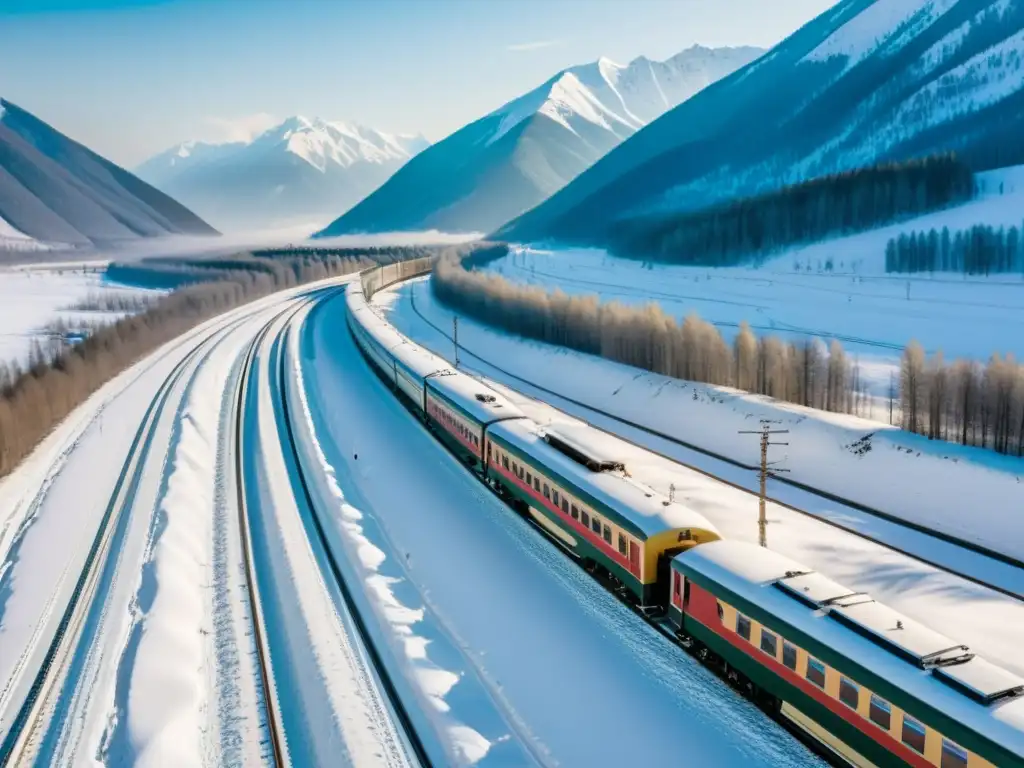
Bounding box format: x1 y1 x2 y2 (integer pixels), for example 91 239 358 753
374 280 1024 680
298 290 822 767
493 165 1024 388
381 279 1024 570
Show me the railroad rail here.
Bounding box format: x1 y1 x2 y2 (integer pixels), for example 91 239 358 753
0 315 245 766
400 278 1024 602
274 290 433 768
232 304 295 768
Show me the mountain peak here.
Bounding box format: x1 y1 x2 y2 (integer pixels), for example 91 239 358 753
316 43 763 239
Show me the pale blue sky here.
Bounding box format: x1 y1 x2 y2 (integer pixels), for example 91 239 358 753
0 0 837 167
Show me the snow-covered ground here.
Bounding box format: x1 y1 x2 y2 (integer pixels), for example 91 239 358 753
373 278 1024 675
297 289 824 766
385 278 1024 566
496 168 1024 389
0 263 161 367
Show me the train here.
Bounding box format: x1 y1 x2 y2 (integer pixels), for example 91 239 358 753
344 271 1024 768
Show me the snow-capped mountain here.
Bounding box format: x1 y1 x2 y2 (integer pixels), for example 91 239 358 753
498 0 1024 244
0 98 217 247
314 45 763 238
137 116 429 232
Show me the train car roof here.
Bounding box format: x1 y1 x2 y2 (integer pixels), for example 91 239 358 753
346 284 449 379
491 418 721 539
674 541 1024 754
426 370 526 425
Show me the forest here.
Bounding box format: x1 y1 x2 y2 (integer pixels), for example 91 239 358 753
608 156 974 267
434 256 1024 458
885 223 1024 275
433 256 869 416
900 344 1024 456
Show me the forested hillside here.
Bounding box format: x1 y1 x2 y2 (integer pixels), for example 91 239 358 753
608 156 972 266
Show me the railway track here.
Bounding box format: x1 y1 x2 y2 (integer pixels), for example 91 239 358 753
232 287 431 767
0 314 246 766
273 291 433 768
404 279 1024 602
232 303 294 768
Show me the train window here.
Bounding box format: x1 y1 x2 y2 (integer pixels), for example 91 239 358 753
571 504 579 520
543 483 550 499
782 641 798 671
618 533 627 555
581 510 590 526
717 602 724 623
512 461 518 474
901 714 926 754
869 694 891 730
526 471 532 485
941 739 969 768
534 477 541 492
603 525 612 544
839 677 859 710
552 490 560 506
561 498 569 514
592 517 602 535
503 456 509 470
736 614 751 642
760 629 778 658
806 657 826 688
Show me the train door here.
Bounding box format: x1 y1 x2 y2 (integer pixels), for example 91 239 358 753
656 548 685 608
628 541 640 578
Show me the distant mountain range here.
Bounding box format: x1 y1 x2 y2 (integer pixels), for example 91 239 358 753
497 0 1024 245
137 117 429 232
0 98 217 246
314 45 764 239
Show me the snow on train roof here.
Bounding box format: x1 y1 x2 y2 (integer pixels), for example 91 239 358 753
491 418 720 538
675 541 1024 750
426 370 525 424
347 283 448 378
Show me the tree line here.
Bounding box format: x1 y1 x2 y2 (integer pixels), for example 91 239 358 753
0 249 421 479
435 256 1024 458
433 256 872 416
901 344 1024 456
885 223 1024 275
608 155 974 267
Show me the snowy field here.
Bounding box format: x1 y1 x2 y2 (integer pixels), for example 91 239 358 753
495 168 1024 390
0 263 162 368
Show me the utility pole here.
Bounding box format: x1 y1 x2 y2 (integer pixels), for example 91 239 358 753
453 316 460 367
739 420 789 548
669 483 676 504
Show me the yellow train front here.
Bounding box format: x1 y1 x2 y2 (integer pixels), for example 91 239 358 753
485 419 721 608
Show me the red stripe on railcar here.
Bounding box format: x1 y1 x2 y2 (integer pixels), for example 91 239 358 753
489 448 641 579
686 581 932 768
427 397 482 459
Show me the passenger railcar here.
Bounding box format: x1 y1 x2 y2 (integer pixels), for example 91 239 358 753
669 540 1024 768
485 419 721 607
423 372 524 467
346 296 449 411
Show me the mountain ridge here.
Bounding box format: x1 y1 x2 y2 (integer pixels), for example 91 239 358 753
314 44 764 238
0 97 218 246
496 0 1024 245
